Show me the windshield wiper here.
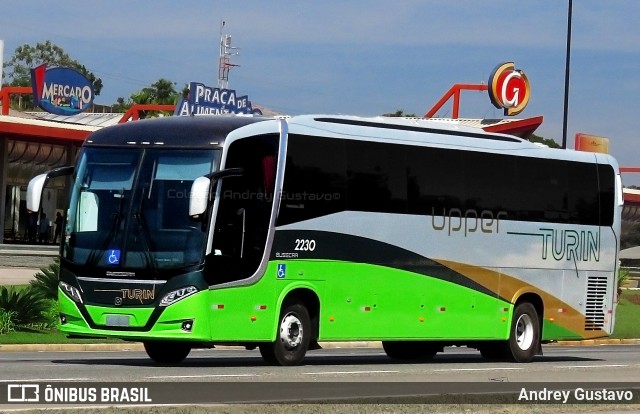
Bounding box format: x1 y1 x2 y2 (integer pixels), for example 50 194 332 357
133 185 158 276
87 188 125 267
133 210 157 276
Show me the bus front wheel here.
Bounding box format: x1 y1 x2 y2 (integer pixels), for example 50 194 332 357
143 341 191 364
259 302 311 366
507 302 540 363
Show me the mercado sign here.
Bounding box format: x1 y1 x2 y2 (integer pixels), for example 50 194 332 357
174 82 262 116
488 62 530 116
30 64 94 115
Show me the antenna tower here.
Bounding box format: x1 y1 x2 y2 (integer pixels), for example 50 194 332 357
218 21 239 89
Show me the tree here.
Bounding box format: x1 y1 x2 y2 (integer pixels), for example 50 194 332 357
115 78 181 118
529 133 561 148
111 97 129 113
148 78 179 105
383 109 417 118
2 40 103 109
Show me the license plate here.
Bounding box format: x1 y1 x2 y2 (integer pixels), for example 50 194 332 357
105 315 131 327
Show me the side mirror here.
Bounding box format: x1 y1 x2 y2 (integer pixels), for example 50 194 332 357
189 176 211 217
26 166 75 212
188 167 244 218
26 173 48 212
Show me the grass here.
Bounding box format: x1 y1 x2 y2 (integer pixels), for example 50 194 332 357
610 289 640 339
0 283 124 344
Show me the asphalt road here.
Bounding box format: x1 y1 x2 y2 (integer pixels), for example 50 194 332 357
2 345 640 383
0 345 640 410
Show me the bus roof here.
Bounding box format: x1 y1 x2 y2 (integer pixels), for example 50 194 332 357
285 115 619 167
80 114 619 169
83 115 269 148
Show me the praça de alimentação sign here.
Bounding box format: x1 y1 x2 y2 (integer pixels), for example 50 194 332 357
174 82 262 116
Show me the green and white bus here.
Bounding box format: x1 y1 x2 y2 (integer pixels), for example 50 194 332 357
27 114 623 365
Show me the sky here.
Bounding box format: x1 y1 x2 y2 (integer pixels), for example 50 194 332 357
1 0 639 184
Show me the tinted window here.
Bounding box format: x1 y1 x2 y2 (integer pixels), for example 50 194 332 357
463 151 516 213
407 146 463 214
277 135 347 226
516 158 569 222
597 164 615 226
346 140 407 213
278 134 612 227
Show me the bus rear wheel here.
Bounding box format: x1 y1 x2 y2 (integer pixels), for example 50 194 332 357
259 302 311 366
143 341 191 364
382 341 438 361
507 302 540 362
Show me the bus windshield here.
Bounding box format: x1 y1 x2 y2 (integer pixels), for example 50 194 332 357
63 147 219 272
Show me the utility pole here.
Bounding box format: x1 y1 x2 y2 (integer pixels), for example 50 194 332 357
562 0 573 149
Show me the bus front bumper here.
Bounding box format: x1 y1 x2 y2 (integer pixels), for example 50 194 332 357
57 288 212 342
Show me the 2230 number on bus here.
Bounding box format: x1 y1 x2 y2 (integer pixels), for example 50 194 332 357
294 239 316 251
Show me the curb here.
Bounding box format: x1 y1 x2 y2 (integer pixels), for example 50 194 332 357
553 338 640 346
0 343 146 352
1 339 638 352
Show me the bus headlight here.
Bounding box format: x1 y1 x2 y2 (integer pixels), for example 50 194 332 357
159 286 198 307
60 281 83 304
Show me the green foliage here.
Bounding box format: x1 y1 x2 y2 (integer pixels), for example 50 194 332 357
114 78 181 117
0 309 16 335
617 268 629 303
383 109 418 118
0 286 50 326
611 291 640 339
29 300 60 331
618 268 631 288
29 259 60 301
529 134 561 148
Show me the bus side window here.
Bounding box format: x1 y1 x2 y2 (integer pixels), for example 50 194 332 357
209 134 278 284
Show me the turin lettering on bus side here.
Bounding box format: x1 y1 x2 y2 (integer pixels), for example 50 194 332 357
539 229 600 262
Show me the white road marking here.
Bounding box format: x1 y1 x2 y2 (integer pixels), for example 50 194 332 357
303 370 399 375
0 378 90 383
145 374 259 379
552 364 629 369
433 367 523 372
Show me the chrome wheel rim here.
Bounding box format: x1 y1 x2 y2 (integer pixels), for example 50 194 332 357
279 312 303 349
515 313 534 350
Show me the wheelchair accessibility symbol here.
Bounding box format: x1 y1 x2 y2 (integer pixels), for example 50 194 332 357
277 264 286 279
107 249 121 265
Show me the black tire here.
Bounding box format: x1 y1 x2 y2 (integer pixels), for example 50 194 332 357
382 341 438 361
259 302 311 366
506 302 540 363
143 341 191 364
